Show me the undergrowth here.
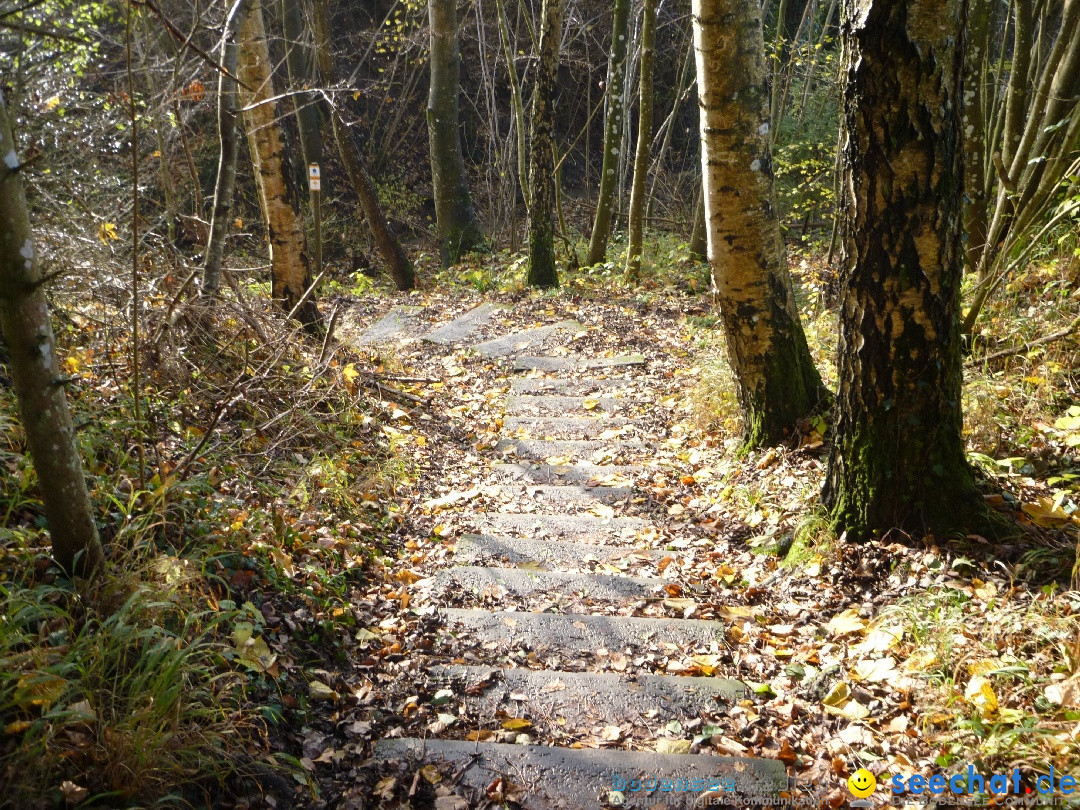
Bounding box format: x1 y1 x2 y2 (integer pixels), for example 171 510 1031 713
0 262 411 807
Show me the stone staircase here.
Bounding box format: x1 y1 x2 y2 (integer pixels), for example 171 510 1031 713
355 303 786 808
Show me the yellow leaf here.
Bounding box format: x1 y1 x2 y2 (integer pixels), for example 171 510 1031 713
466 729 494 741
45 95 60 109
715 563 738 584
14 674 68 711
588 503 616 520
850 656 898 683
1022 496 1071 527
826 608 866 636
4 720 32 734
656 739 691 754
233 217 244 228
97 222 118 244
965 675 998 718
583 398 599 410
501 717 532 731
343 363 360 384
308 680 339 702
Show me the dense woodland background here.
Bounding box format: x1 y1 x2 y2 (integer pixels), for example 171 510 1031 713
1 0 1080 806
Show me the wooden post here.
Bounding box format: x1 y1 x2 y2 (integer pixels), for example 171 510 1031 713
309 163 322 281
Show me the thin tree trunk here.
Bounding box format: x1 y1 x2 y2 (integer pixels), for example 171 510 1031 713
962 0 991 275
494 0 528 205
689 182 706 262
526 0 564 288
0 90 104 577
281 0 322 172
584 0 631 266
624 0 656 283
693 0 827 449
312 0 413 290
237 0 321 331
330 111 415 290
427 0 484 267
823 0 994 540
203 0 248 297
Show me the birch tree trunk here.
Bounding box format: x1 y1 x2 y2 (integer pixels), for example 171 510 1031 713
203 0 248 296
693 0 826 448
0 90 104 576
427 0 484 267
237 0 321 331
822 0 994 541
584 0 631 267
624 0 656 283
526 0 565 288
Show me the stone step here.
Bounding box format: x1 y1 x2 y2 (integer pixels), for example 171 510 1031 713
429 565 659 602
495 438 646 461
491 462 643 486
474 513 648 542
453 533 667 568
371 739 785 806
354 305 423 345
441 608 725 650
510 377 640 396
506 393 631 416
503 415 640 440
421 302 501 345
474 320 585 358
500 483 634 505
513 354 646 372
429 664 746 727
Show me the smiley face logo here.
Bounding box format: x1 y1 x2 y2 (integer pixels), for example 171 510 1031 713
848 769 877 799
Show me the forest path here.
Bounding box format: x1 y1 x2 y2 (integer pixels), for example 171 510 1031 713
352 301 786 808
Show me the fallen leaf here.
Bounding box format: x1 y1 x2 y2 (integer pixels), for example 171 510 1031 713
827 609 866 636
656 739 691 754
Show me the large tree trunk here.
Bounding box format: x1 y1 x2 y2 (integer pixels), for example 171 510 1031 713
312 0 414 290
584 0 631 267
203 0 248 296
692 0 826 449
526 0 565 288
0 90 104 577
427 0 484 267
624 0 656 283
822 0 992 541
237 0 321 331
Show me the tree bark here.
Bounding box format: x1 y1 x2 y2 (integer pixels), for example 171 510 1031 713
427 0 484 267
693 0 826 448
526 0 564 288
0 90 104 577
823 0 993 541
584 0 631 267
237 0 321 332
624 0 656 283
203 0 248 297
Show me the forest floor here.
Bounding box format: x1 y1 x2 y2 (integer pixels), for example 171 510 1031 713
2 252 1080 809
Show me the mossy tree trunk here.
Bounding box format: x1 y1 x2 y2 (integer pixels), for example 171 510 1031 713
584 0 631 267
237 0 321 332
203 0 248 297
427 0 484 267
692 0 826 448
0 90 104 577
822 0 991 541
526 0 565 288
624 0 656 283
